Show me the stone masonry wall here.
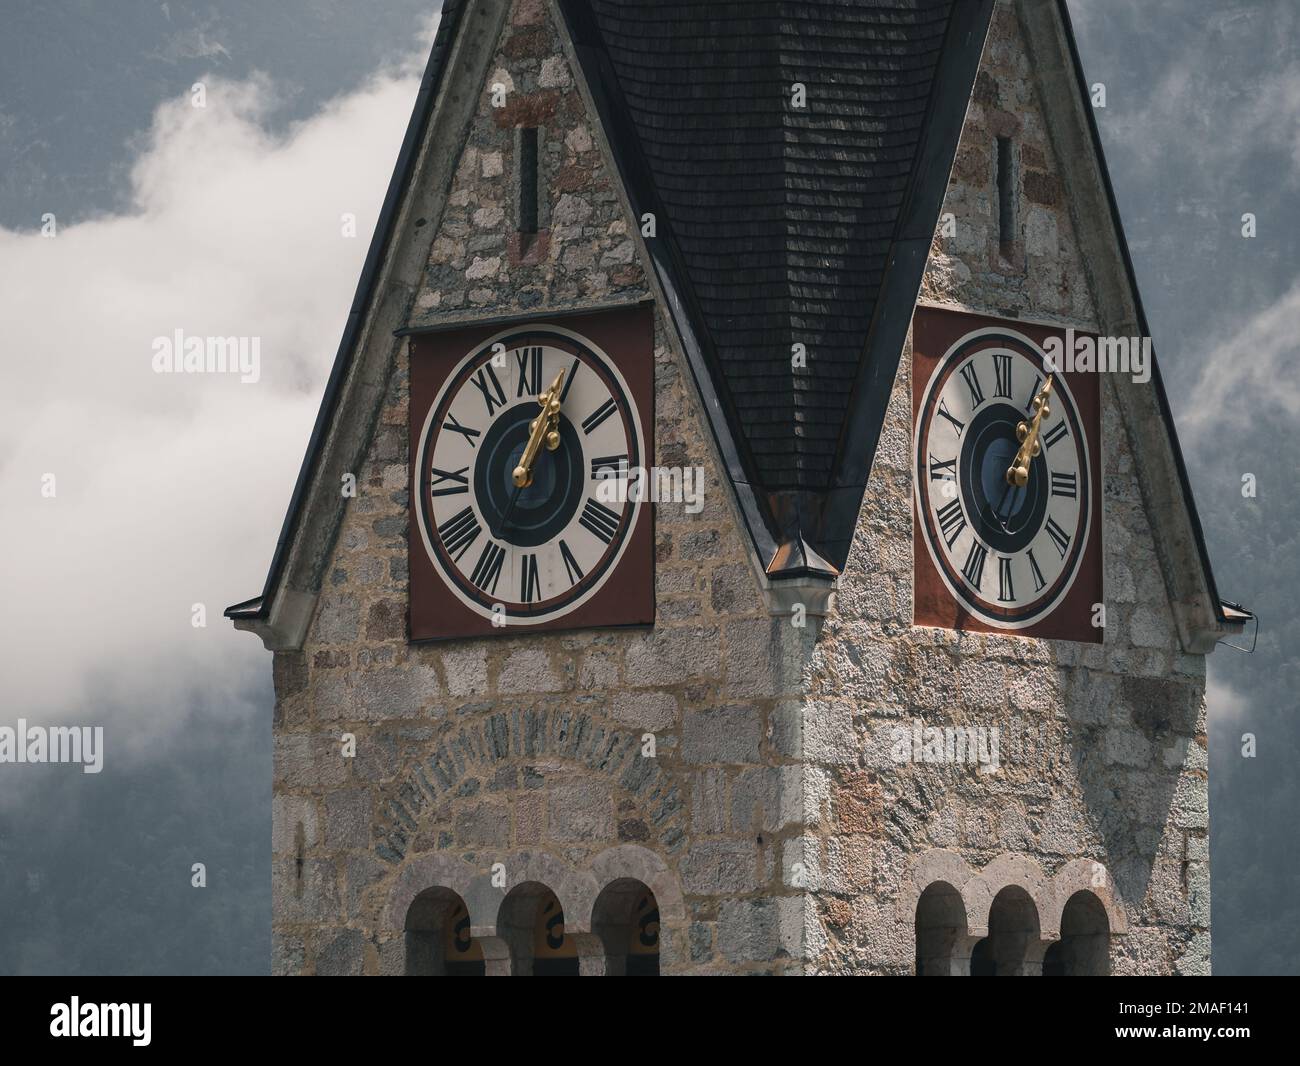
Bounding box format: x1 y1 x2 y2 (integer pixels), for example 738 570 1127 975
268 0 814 976
800 1 1211 975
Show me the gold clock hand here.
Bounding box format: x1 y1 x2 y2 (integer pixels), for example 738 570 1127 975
512 368 566 489
1005 375 1054 488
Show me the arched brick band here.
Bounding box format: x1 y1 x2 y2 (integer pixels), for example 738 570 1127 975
372 708 687 864
898 849 1128 940
382 843 684 939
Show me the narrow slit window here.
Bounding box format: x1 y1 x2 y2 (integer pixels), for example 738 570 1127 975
518 127 539 235
996 135 1016 253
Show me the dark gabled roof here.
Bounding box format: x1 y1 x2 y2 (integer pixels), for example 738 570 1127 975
581 0 953 492
560 0 995 573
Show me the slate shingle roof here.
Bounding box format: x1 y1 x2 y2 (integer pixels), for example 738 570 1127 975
561 0 991 571
584 0 954 492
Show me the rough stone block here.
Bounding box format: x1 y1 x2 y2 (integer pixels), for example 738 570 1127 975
730 765 802 833
682 839 759 895
1172 774 1209 830
1104 725 1153 768
324 789 372 850
272 793 318 855
717 897 779 962
497 646 563 694
803 701 857 765
272 857 340 924
624 625 721 686
315 928 366 976
437 643 486 697
547 781 613 842
454 801 510 847
1175 931 1211 976
313 594 359 645
607 690 677 732
681 705 762 764
272 932 306 976
690 769 727 834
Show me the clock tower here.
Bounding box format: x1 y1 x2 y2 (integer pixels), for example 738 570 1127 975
229 0 1247 976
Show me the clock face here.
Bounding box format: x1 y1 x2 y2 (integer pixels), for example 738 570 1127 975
413 323 646 626
914 325 1092 629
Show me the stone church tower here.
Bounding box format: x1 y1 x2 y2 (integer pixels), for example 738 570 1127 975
229 0 1247 975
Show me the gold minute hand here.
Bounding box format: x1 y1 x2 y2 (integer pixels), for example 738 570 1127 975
512 368 566 488
1005 375 1054 488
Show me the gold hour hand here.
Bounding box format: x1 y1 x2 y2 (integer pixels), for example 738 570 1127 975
512 368 566 488
1005 375 1054 488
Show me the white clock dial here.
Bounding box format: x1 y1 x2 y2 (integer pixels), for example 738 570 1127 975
915 328 1092 628
414 325 645 624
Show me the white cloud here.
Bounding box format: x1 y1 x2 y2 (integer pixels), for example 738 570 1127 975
1207 673 1251 728
1183 280 1300 444
1098 14 1300 183
0 26 436 734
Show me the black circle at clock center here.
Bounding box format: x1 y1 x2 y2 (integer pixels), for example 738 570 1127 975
959 403 1049 555
474 402 584 548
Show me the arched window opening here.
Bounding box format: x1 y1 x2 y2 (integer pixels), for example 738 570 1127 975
914 882 971 976
498 882 578 976
444 902 486 976
592 879 660 976
1048 891 1110 976
970 937 996 976
405 887 483 976
984 886 1042 976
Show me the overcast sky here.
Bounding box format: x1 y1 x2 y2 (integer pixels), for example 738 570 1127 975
0 1 1294 975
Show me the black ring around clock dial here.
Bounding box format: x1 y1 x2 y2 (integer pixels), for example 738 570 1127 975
475 403 584 548
961 403 1048 553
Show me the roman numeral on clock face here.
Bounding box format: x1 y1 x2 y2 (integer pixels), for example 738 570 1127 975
959 362 985 407
580 498 622 544
438 507 481 562
1050 471 1077 498
443 412 481 449
559 539 585 585
929 454 956 481
1025 374 1043 413
993 353 1012 399
515 346 543 396
591 454 629 480
1027 548 1047 593
937 399 964 436
520 553 540 603
429 466 469 496
582 398 618 436
1043 420 1070 450
471 364 507 416
936 499 966 550
469 540 505 595
561 357 581 403
1045 515 1072 558
998 556 1014 602
962 541 988 587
